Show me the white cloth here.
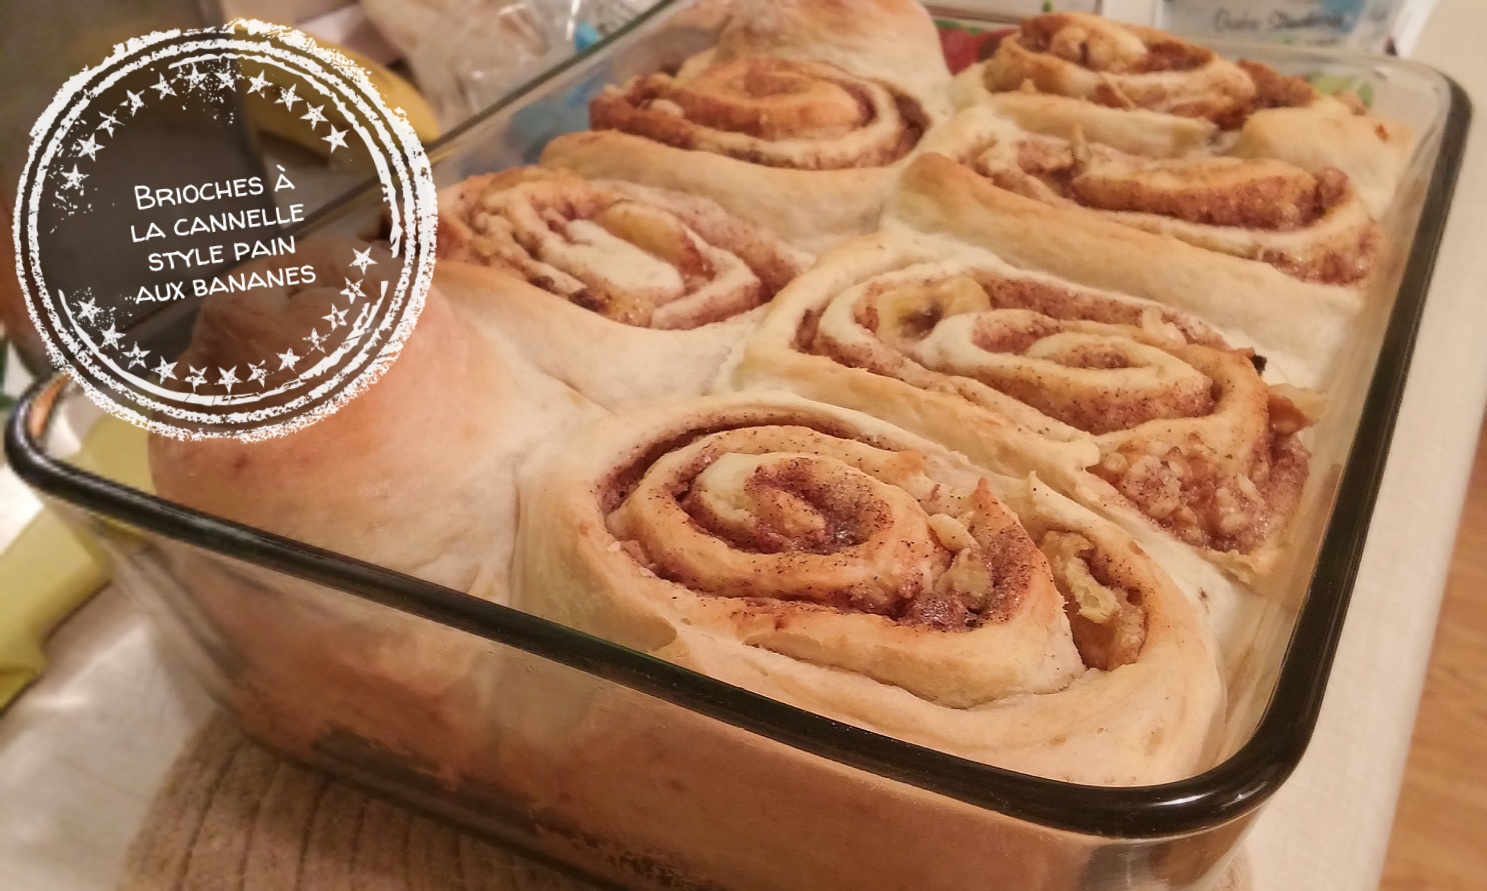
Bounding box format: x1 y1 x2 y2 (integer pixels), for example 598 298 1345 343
0 591 213 891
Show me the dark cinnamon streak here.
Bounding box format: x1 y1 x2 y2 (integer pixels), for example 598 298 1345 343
808 271 1311 555
590 61 928 170
600 414 1036 631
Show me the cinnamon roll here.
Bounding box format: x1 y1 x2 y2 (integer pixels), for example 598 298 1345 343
1230 101 1413 219
727 229 1316 578
921 107 1380 287
540 0 950 253
969 12 1257 127
150 246 601 774
886 152 1359 385
952 13 1412 216
436 167 811 407
512 393 1223 783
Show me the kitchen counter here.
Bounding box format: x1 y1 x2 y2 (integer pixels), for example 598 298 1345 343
1247 1 1487 888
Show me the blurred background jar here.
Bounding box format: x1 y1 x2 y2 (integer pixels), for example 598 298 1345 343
1159 0 1416 52
959 2 1433 54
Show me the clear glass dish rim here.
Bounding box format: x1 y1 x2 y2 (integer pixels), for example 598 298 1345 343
2 0 1473 840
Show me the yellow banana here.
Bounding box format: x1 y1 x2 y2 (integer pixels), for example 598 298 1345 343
236 23 441 154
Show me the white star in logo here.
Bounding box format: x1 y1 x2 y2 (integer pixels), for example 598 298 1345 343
60 165 87 190
182 65 207 90
247 362 268 385
215 69 236 91
75 296 101 324
322 305 348 332
153 358 177 381
304 328 327 353
217 366 240 392
339 278 364 303
277 84 300 110
76 134 102 160
349 247 376 273
300 104 327 130
96 112 120 136
123 342 150 369
322 125 348 153
246 71 271 96
98 323 123 349
123 90 145 115
150 74 175 98
277 348 301 370
186 366 208 391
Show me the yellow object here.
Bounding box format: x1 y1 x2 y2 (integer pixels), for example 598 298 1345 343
241 25 441 152
0 417 151 708
74 412 153 492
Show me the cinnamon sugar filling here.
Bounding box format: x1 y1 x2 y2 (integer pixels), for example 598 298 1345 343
441 170 805 328
971 134 1378 285
602 420 1062 633
590 58 928 170
806 271 1313 555
993 138 1349 230
988 15 1373 129
1040 531 1147 670
1018 16 1211 75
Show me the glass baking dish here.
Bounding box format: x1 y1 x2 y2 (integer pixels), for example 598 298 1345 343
4 2 1471 888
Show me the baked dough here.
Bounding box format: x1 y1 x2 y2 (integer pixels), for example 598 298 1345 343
884 152 1359 387
971 13 1256 125
149 240 601 779
693 0 952 109
150 241 596 596
954 14 1413 217
512 392 1223 784
437 167 811 408
540 0 951 253
1231 104 1413 219
726 228 1316 582
1229 60 1412 219
919 107 1381 287
949 86 1220 159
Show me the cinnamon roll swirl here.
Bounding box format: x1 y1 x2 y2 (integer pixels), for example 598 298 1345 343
971 13 1256 127
436 167 810 408
886 153 1359 385
923 108 1380 287
727 229 1316 577
951 13 1413 216
587 58 923 172
959 13 1363 130
540 0 950 253
513 393 1223 783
